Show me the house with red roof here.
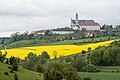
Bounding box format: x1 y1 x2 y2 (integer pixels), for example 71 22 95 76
71 13 101 30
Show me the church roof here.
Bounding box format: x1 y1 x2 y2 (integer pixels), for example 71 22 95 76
72 20 94 24
80 22 100 26
71 20 100 26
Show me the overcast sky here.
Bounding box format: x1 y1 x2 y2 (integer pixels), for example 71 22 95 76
0 0 120 37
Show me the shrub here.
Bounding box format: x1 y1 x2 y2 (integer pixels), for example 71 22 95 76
83 77 91 80
86 64 100 72
41 51 50 59
12 62 18 71
44 69 63 80
9 68 14 73
14 73 18 80
65 57 72 62
71 58 86 71
27 52 37 62
44 61 64 80
22 61 35 71
48 61 64 71
4 72 9 75
8 66 11 69
36 64 45 73
82 50 86 54
9 56 19 71
62 66 82 80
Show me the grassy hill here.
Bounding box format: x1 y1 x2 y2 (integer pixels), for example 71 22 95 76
0 62 43 80
3 36 118 49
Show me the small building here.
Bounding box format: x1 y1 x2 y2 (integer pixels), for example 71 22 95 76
71 13 101 30
35 28 74 35
52 28 74 34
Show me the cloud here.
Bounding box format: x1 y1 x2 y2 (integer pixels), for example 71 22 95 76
0 0 120 36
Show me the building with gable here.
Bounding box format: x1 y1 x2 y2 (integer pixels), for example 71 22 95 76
71 13 100 30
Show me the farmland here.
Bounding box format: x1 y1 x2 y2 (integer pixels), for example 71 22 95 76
1 40 115 59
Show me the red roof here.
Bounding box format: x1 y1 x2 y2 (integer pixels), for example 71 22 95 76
80 22 100 26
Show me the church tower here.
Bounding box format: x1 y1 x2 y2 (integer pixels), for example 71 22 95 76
75 13 78 24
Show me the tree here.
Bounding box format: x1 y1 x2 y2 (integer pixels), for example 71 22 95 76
90 46 106 66
53 51 58 60
71 58 86 71
82 50 86 54
62 66 82 80
41 51 50 59
90 42 120 66
9 56 19 71
88 47 91 52
44 69 63 80
44 61 82 80
27 52 37 62
103 46 120 66
49 61 64 71
90 50 101 65
44 61 64 80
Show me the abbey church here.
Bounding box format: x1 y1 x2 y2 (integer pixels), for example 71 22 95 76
71 13 100 30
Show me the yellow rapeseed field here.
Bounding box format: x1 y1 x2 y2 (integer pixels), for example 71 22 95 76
1 40 115 59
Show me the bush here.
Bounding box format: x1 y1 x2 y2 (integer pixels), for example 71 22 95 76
48 61 64 71
27 52 37 62
86 64 100 72
71 58 86 71
9 68 14 73
82 50 86 54
22 61 35 71
41 51 50 59
62 66 82 80
9 56 19 71
44 69 63 80
36 64 45 73
4 72 9 75
65 57 72 62
12 62 18 71
83 77 91 80
14 73 18 80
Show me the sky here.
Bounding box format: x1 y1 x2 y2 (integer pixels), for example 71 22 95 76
0 0 120 37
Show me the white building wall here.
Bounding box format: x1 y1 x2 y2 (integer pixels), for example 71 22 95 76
80 26 100 30
52 31 74 34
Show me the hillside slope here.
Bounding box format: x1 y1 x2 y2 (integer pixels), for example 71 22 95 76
0 62 43 80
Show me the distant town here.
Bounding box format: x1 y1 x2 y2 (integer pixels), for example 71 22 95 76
0 13 120 48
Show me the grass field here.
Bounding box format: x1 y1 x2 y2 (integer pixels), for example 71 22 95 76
0 62 43 80
1 40 115 59
1 61 120 80
51 37 116 45
79 66 120 80
79 72 120 80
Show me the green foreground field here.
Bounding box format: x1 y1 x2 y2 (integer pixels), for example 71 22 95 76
0 62 43 80
1 61 120 80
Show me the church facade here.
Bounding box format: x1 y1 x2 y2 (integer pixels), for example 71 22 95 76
71 13 100 30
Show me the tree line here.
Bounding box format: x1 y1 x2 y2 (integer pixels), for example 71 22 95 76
90 40 120 66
